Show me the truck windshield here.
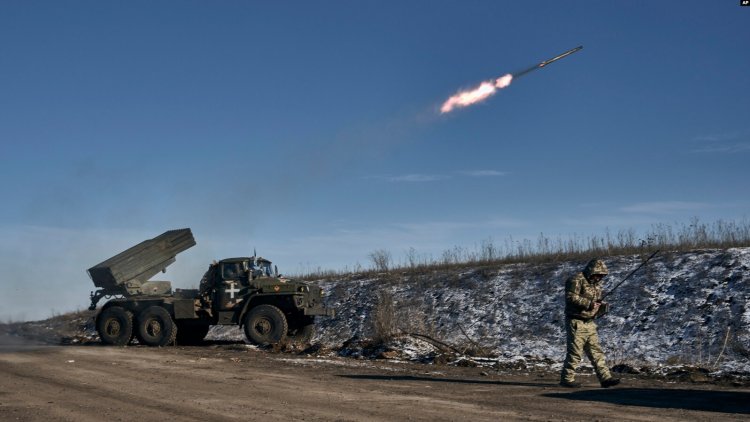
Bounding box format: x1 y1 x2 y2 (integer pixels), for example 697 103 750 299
257 261 274 277
222 262 243 279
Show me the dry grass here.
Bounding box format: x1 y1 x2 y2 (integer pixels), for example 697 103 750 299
295 218 750 280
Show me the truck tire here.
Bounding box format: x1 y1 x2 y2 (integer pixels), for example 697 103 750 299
97 306 133 346
136 306 177 347
175 320 211 345
243 304 288 345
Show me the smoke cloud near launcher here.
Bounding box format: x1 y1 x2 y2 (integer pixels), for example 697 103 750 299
440 46 583 114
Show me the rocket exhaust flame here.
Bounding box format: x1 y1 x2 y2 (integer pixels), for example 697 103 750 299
440 74 513 114
440 45 582 114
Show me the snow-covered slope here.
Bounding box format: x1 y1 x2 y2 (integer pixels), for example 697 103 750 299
313 248 750 373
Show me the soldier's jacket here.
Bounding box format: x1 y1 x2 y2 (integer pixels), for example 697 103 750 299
565 272 602 320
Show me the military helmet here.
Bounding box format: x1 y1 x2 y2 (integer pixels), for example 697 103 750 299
583 258 608 278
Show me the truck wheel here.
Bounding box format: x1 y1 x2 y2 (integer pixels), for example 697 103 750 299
175 321 211 345
243 305 288 345
136 306 177 347
97 306 134 346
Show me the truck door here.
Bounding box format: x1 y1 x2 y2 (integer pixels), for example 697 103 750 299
216 262 248 312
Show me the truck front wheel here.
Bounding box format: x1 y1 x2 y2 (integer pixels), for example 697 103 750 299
243 305 288 345
97 306 133 346
136 306 177 347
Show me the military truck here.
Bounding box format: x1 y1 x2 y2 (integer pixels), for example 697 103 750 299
88 228 333 347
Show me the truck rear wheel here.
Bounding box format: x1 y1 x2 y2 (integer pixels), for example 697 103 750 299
243 304 288 345
97 306 133 346
136 306 177 347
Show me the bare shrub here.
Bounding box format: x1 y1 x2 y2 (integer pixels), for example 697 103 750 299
369 249 392 273
371 290 395 343
395 299 437 337
480 238 497 262
405 247 418 269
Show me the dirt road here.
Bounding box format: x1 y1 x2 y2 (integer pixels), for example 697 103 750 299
0 340 748 421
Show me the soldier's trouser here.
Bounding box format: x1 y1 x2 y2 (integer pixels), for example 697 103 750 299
560 318 612 383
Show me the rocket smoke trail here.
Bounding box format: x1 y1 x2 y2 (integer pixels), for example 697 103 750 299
440 46 583 114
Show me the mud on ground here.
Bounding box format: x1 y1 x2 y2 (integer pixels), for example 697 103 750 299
0 339 748 422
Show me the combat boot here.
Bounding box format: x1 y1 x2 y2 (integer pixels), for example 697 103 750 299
559 380 582 388
600 378 620 388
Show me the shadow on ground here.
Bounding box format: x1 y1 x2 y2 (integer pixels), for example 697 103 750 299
339 374 555 388
544 388 750 414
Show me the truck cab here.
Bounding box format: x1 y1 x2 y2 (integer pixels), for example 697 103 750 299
200 257 332 331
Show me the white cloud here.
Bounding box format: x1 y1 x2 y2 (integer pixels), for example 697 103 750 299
692 132 740 142
458 170 507 177
691 132 749 153
691 143 750 153
560 215 660 228
620 201 712 214
393 217 527 233
376 174 451 183
562 201 750 228
369 170 507 183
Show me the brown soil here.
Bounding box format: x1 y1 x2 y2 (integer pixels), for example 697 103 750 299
0 339 748 421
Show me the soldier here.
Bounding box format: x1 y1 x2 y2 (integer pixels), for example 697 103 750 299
560 258 621 388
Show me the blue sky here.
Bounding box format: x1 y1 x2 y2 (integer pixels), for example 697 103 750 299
1 1 748 320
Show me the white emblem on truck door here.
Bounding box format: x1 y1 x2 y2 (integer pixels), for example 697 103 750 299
226 281 240 299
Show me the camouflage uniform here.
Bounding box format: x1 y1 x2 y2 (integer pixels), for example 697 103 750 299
560 259 617 387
